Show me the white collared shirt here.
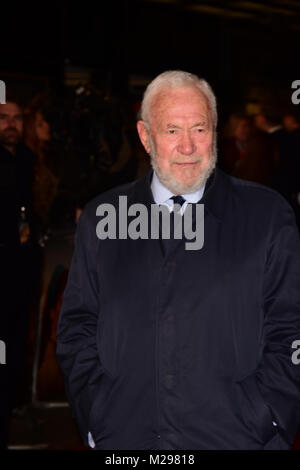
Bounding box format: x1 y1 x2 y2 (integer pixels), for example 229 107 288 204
150 170 206 214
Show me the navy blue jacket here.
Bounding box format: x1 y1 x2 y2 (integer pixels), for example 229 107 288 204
56 167 300 450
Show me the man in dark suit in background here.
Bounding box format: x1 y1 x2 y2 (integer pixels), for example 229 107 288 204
57 71 300 450
0 95 35 448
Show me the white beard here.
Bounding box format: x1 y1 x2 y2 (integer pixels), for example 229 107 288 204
148 134 217 194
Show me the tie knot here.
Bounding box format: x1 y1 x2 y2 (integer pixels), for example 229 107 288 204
170 195 186 215
171 195 185 207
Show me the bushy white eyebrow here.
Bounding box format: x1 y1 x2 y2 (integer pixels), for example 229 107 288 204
166 121 207 129
191 122 207 128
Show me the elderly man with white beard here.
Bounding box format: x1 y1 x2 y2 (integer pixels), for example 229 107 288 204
57 70 300 450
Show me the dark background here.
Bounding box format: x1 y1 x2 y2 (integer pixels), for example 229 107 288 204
1 0 300 450
1 0 300 125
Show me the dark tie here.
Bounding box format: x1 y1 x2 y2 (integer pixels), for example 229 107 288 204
171 195 186 213
170 195 185 233
160 195 186 255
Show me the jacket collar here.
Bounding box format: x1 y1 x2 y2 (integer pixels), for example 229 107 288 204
132 166 232 223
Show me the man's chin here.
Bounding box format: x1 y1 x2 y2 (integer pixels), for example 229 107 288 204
157 171 208 194
1 137 20 145
150 153 217 194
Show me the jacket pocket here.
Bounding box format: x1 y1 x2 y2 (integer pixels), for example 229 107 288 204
88 372 115 438
234 373 278 445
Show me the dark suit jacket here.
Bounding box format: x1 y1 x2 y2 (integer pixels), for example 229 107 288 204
0 143 34 247
56 167 300 450
0 143 35 447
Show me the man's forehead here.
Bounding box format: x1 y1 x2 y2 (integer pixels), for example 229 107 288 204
0 102 22 114
150 86 211 123
155 85 206 102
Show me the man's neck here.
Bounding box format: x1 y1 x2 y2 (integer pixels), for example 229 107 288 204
151 170 206 204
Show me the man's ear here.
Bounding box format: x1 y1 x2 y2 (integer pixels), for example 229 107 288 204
137 120 151 154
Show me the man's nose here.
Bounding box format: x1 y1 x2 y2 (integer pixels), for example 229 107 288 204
177 132 196 155
6 118 17 127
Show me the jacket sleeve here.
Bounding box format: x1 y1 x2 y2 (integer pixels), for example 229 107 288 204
56 208 103 446
254 196 300 445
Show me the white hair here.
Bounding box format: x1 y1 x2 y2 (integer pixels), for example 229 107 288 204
140 70 217 130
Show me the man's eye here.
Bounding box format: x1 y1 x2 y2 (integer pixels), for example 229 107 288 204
197 128 204 133
168 129 176 134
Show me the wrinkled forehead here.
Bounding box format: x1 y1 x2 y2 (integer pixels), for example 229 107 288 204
149 86 211 125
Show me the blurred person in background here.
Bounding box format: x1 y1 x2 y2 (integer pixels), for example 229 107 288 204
220 113 278 186
0 93 37 448
24 108 58 232
254 107 286 187
219 113 251 173
255 108 300 228
283 112 300 133
254 107 284 140
22 98 81 407
26 91 83 232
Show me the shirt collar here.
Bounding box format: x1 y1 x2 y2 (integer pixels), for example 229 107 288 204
133 167 230 224
151 170 206 205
